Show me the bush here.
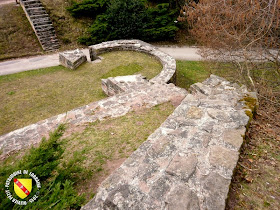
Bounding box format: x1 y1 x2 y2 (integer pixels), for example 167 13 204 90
143 3 179 41
79 0 178 45
67 0 109 17
0 125 86 209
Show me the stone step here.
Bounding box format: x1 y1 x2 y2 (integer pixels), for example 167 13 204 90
35 27 55 33
41 41 60 47
26 7 46 14
29 14 49 20
40 39 59 44
26 9 47 16
36 31 56 37
34 24 54 31
38 35 58 41
21 0 41 4
32 20 52 27
20 0 59 51
24 4 43 9
22 2 42 7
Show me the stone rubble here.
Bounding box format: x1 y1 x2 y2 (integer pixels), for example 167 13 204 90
82 75 257 210
59 49 87 70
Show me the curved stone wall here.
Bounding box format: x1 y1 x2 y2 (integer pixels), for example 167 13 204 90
89 40 176 84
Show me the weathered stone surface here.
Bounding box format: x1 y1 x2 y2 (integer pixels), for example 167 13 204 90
59 49 87 69
186 106 204 119
209 146 239 170
223 128 246 149
166 184 200 210
166 153 197 181
101 74 148 96
82 75 257 210
202 172 231 210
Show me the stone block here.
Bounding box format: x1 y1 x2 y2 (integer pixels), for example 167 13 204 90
209 145 239 170
223 128 246 149
101 74 148 96
186 106 204 119
166 184 200 210
202 172 231 210
59 49 87 70
166 153 197 181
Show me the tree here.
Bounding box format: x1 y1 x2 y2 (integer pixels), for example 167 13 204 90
180 0 280 90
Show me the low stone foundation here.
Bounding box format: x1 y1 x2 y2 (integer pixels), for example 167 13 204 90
82 75 257 210
89 40 176 84
0 82 186 158
59 49 87 69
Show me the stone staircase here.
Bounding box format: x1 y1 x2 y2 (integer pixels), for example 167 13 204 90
19 0 60 51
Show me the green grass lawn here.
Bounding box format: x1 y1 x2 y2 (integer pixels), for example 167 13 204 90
0 51 161 135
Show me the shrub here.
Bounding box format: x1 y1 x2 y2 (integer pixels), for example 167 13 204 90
67 0 109 17
79 0 178 45
0 125 86 209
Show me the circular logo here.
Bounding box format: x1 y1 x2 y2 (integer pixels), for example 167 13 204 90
5 170 41 205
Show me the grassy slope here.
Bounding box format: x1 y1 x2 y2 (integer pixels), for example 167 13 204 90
64 103 175 199
0 4 43 60
0 51 161 135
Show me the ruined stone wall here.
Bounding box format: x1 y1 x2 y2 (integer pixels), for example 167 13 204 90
82 75 258 210
89 40 177 84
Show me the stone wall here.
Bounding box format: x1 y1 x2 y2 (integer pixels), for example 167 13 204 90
0 82 187 159
82 75 257 210
89 40 176 84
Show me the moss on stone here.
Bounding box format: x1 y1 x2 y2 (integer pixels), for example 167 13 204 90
241 96 258 113
240 94 258 131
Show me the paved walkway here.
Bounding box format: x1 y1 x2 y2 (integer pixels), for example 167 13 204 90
0 47 201 76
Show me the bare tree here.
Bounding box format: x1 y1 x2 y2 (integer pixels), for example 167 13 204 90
179 0 280 90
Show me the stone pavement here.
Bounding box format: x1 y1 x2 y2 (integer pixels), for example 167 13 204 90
82 75 257 210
